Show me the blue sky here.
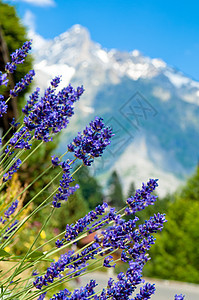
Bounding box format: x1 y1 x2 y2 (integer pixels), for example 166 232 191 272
5 0 199 80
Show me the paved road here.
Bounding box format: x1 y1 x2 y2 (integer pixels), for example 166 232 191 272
74 271 199 299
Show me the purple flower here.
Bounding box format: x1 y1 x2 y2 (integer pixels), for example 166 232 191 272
0 95 8 117
4 200 19 219
96 260 144 299
8 127 32 150
125 179 158 215
133 282 156 300
22 88 40 115
49 280 97 300
56 202 108 246
37 292 46 300
52 160 78 208
50 288 70 300
11 118 20 128
4 220 19 239
0 71 8 86
50 76 61 88
32 270 39 276
51 156 61 167
95 217 138 251
10 70 35 97
174 295 185 300
5 40 32 73
3 158 21 182
34 244 101 289
68 117 114 166
103 255 116 268
23 83 84 142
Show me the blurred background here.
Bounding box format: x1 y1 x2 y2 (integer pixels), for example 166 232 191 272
1 0 199 293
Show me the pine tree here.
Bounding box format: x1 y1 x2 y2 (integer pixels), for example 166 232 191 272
127 181 136 198
74 166 104 210
107 170 124 209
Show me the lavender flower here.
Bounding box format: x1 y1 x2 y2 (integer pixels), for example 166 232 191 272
95 217 139 251
8 126 32 150
174 295 185 300
22 88 40 115
37 292 46 300
51 156 61 167
133 282 156 300
68 117 114 166
23 82 84 142
103 255 116 268
50 76 61 88
34 244 101 289
56 202 108 246
0 95 8 117
50 288 70 300
125 179 158 215
96 260 144 299
3 158 21 182
11 118 20 128
0 71 8 86
4 220 19 239
10 70 35 97
50 280 97 300
5 40 32 73
4 200 19 219
52 160 78 208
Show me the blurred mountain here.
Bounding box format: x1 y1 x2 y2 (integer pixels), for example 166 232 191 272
30 24 199 196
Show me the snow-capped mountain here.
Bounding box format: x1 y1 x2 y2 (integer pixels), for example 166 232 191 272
31 24 199 196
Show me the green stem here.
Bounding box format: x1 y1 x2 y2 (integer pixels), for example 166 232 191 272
0 171 62 246
1 208 55 297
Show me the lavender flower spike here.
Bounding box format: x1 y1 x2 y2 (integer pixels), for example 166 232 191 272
52 159 79 208
0 71 8 86
3 158 21 182
4 200 19 219
125 178 158 215
0 95 8 117
10 70 35 97
133 282 156 300
174 295 185 300
5 40 32 73
68 117 114 166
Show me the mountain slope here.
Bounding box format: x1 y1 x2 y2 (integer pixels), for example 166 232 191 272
31 25 199 196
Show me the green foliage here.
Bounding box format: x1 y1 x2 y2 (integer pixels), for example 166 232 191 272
136 192 170 225
0 0 33 110
127 181 136 198
48 189 89 232
19 137 61 206
74 166 104 210
107 170 124 209
144 166 199 283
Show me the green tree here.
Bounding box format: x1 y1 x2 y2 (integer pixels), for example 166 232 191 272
107 170 124 209
46 189 89 232
0 0 32 91
127 181 136 198
144 166 199 283
0 1 33 141
74 166 104 210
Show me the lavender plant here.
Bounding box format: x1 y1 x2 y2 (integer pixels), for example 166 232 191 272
0 41 185 300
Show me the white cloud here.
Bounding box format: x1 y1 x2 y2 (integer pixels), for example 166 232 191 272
9 0 56 7
23 10 36 32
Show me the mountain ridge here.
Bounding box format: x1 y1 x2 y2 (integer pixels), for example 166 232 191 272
30 24 199 196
